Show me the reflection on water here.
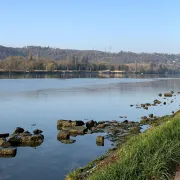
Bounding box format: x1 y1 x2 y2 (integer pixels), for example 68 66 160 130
0 72 180 79
0 74 180 180
0 154 17 158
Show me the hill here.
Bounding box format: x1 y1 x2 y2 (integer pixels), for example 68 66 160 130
0 45 180 64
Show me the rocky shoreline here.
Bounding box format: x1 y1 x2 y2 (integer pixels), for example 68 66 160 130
0 90 179 179
64 91 180 180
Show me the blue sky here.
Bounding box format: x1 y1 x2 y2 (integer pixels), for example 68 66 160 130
0 0 179 53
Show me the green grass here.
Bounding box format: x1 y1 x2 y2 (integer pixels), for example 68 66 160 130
88 114 180 180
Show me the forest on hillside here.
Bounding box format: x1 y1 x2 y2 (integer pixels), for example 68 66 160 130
0 45 180 73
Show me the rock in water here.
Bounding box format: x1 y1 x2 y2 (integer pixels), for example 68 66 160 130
57 131 70 140
76 121 85 126
164 93 172 97
86 120 95 128
33 129 43 135
8 134 44 147
96 136 104 146
0 133 9 138
57 120 84 128
13 127 24 134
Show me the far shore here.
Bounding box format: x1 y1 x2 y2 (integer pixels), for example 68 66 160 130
0 70 177 75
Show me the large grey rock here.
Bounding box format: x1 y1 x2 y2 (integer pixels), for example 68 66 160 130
96 136 104 143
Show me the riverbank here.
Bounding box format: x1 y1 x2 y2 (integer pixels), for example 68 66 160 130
0 70 126 75
65 110 180 180
0 70 179 75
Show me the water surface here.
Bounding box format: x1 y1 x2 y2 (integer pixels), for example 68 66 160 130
0 74 180 180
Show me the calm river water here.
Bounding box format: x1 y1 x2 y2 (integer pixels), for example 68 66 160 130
0 74 180 180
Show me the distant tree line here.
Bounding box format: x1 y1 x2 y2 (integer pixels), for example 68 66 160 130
0 55 180 74
1 45 180 65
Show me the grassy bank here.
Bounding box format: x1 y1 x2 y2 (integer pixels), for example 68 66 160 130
66 112 180 180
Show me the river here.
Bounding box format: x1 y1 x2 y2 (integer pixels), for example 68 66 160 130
0 74 180 180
